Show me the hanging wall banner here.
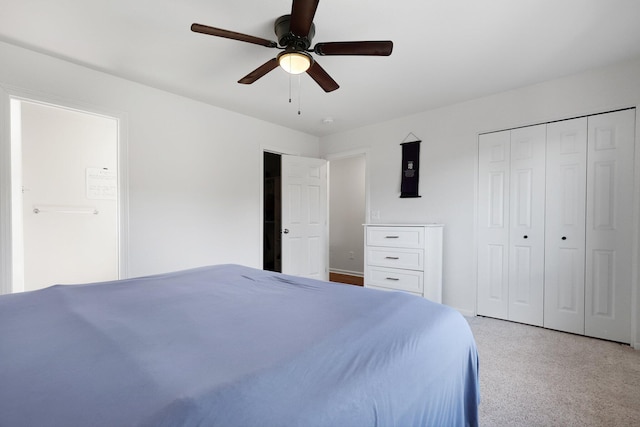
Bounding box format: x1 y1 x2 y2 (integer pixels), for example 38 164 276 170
400 140 421 198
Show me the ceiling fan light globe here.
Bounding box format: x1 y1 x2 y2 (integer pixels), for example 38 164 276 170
278 51 312 74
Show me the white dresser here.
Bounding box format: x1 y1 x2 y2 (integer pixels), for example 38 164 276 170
364 224 443 303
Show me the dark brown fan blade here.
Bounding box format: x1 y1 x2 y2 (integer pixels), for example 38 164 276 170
238 58 280 84
314 41 393 56
191 23 277 48
289 0 319 37
306 61 339 93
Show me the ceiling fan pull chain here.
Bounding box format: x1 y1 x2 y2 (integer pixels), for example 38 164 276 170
298 74 302 115
289 72 292 104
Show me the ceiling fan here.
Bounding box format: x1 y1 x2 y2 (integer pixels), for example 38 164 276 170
191 0 393 93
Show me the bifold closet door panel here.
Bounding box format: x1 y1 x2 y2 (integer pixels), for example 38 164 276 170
544 118 588 335
477 131 510 320
508 124 546 327
585 109 635 343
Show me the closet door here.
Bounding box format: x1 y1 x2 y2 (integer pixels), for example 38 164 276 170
477 131 510 320
508 125 546 326
544 118 588 334
585 109 635 343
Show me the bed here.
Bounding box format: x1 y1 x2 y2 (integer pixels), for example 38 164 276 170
0 264 479 426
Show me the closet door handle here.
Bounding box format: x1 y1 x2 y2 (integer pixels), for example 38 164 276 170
282 229 290 234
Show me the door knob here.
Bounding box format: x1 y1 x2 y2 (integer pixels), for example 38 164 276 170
523 235 528 239
561 236 567 240
282 229 290 234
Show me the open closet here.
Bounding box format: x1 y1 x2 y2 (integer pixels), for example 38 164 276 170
477 108 636 343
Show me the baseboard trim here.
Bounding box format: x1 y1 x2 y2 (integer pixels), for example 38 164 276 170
454 308 476 317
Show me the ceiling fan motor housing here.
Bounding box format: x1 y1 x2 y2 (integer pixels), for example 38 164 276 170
275 15 315 51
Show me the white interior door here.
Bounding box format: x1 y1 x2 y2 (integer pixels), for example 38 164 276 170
585 109 635 343
281 155 328 280
477 130 511 320
508 124 546 327
544 117 588 334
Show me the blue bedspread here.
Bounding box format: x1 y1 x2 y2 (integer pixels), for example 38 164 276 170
0 264 479 426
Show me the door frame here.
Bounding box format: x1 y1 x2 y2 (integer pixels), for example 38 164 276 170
0 84 129 293
0 85 11 294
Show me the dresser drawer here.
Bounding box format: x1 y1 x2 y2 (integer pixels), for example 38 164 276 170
366 247 424 270
366 226 424 248
365 267 424 293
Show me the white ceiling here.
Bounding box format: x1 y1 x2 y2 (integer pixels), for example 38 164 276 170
2 0 640 137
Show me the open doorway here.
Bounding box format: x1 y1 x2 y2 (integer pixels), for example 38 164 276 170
10 99 120 292
262 151 328 280
262 151 365 283
328 154 366 286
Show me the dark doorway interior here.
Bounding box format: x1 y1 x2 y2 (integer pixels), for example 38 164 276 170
263 152 282 272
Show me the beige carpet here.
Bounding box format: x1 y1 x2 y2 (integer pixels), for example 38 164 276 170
466 316 640 427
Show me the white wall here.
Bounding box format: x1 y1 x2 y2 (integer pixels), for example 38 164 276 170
0 41 319 280
329 155 365 275
320 57 640 347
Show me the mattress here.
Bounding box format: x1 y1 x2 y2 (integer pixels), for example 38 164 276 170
0 264 479 426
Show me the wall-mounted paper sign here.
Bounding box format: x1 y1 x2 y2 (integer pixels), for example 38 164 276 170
86 168 117 200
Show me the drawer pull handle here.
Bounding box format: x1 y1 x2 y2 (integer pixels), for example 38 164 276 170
386 277 400 281
385 256 399 260
385 236 399 239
